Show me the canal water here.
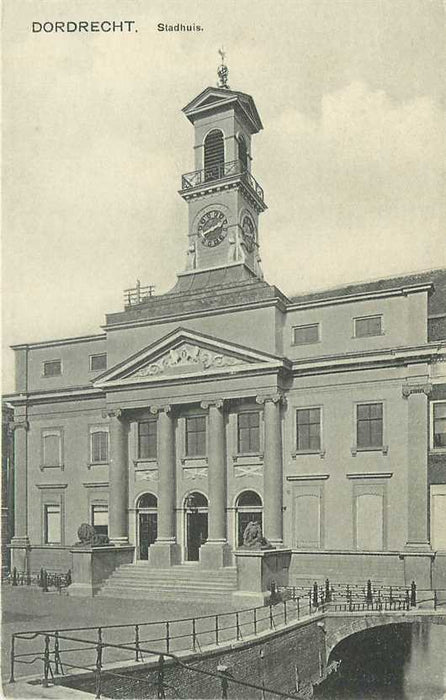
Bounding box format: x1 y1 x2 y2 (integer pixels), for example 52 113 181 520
315 622 446 699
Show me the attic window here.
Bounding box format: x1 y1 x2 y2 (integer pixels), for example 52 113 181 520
204 129 224 181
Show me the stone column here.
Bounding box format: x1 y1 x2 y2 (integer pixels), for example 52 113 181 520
149 405 180 567
402 381 433 588
257 393 284 547
105 409 129 545
10 419 30 571
200 400 231 568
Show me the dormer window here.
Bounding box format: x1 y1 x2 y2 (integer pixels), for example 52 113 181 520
204 129 224 181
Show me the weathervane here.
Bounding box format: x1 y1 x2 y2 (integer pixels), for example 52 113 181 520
217 47 230 89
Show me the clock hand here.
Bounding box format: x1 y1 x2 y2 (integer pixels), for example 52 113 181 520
203 221 223 235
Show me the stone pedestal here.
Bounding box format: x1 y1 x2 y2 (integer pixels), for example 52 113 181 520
200 541 232 569
69 545 134 597
233 548 292 606
149 540 181 568
9 541 31 572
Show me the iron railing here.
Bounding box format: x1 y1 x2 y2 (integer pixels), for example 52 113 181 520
124 281 155 306
181 159 264 201
5 567 71 592
280 579 419 610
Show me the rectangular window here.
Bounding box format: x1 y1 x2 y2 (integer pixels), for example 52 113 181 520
138 420 157 459
42 429 62 467
356 403 383 449
296 408 321 451
43 360 62 377
90 354 107 371
91 505 109 537
90 429 109 464
354 315 382 338
237 412 260 454
293 324 319 345
186 416 206 457
44 504 61 544
433 402 446 449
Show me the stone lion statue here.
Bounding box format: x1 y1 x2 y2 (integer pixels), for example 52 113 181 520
74 523 110 547
242 521 274 550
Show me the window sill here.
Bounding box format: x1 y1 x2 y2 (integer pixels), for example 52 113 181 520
291 341 321 347
39 464 64 472
181 455 208 464
87 462 109 469
351 446 388 456
429 448 446 454
233 453 263 462
133 458 157 466
291 449 326 459
352 333 385 340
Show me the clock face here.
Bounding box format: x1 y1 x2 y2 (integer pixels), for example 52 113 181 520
197 210 228 247
241 215 256 253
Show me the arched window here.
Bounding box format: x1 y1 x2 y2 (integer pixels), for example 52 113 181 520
236 490 263 547
137 493 158 510
204 130 224 181
238 134 248 172
185 491 208 510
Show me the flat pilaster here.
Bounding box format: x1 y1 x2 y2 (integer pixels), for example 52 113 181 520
10 420 30 566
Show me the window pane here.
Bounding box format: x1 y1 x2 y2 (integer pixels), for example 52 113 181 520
45 505 61 544
355 316 382 337
356 495 383 550
293 324 319 345
433 404 446 448
237 412 260 453
296 409 320 451
357 403 383 448
92 505 108 537
91 431 108 463
138 421 157 459
90 354 107 371
43 433 61 466
186 417 206 456
43 360 61 377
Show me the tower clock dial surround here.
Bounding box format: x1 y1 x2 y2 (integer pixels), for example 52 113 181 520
197 210 228 247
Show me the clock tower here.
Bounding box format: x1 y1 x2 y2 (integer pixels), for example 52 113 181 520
178 57 267 280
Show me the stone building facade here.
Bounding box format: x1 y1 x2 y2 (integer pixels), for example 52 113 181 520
5 81 446 590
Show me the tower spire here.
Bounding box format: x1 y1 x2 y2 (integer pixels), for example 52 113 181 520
217 47 230 89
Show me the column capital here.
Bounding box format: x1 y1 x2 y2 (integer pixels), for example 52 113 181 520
200 399 224 410
9 420 29 434
402 382 432 399
255 392 286 406
149 404 172 415
102 408 123 419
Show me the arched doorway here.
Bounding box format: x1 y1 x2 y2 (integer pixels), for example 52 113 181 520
184 492 208 562
136 493 158 560
236 491 263 547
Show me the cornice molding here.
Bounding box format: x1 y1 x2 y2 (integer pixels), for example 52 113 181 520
288 282 434 312
11 333 106 351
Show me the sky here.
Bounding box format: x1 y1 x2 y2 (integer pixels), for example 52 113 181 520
2 0 446 392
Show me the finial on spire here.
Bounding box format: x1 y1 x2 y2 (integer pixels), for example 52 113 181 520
217 47 230 89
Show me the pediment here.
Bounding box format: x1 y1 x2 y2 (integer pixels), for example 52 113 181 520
183 87 263 133
93 328 286 388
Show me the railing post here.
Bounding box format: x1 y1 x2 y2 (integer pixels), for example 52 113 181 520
312 582 318 609
283 600 287 625
253 608 257 636
43 635 51 687
325 578 330 603
157 654 165 699
405 590 410 610
218 665 229 699
135 625 141 662
366 580 372 605
293 585 296 601
236 613 241 641
165 621 170 654
95 640 103 699
215 615 219 646
12 567 17 587
9 635 15 683
192 618 197 651
43 570 48 593
411 581 417 607
269 605 274 629
54 631 61 675
309 590 312 614
434 590 437 610
297 597 300 619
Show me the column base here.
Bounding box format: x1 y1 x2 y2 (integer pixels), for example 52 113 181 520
200 541 232 569
9 538 31 571
149 540 181 568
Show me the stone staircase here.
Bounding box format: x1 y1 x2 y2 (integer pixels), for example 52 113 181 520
98 562 238 600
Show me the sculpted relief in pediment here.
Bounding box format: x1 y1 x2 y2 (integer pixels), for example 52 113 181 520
132 343 243 378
